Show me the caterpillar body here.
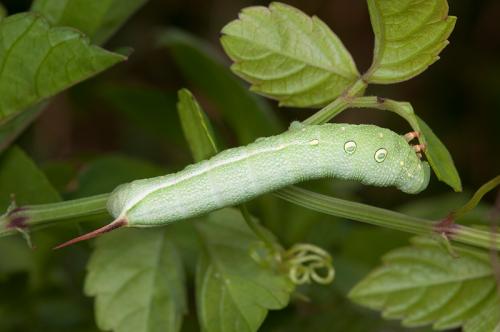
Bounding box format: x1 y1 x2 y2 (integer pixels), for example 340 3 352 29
56 123 430 248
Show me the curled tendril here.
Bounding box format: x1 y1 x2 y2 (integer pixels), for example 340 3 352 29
283 243 335 285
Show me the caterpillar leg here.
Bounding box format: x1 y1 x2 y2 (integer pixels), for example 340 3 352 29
412 143 426 159
404 131 420 142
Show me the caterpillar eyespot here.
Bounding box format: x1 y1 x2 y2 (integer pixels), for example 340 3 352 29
55 123 430 249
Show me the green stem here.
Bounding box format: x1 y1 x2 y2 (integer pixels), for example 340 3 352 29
274 186 500 251
239 204 278 252
2 187 499 251
347 96 421 131
303 78 367 125
0 194 109 237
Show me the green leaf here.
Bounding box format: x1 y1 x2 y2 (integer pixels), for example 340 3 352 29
0 13 125 123
417 116 462 192
177 89 219 162
220 2 359 108
463 295 500 332
159 29 282 144
365 0 456 83
85 228 187 332
349 237 500 330
0 146 60 210
31 0 148 45
72 155 164 198
196 209 293 332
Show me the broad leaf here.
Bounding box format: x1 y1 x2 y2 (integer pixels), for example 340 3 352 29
196 209 293 332
0 146 60 211
0 13 125 123
177 89 219 162
463 295 500 332
31 0 148 45
221 2 360 107
349 237 500 330
159 29 282 144
365 0 456 83
86 229 187 332
417 116 462 192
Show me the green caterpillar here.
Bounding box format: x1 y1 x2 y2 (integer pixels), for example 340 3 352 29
56 123 430 248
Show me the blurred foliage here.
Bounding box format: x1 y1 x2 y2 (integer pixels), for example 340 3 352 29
0 0 498 331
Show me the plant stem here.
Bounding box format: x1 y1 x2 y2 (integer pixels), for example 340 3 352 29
2 187 499 251
239 204 277 251
274 186 500 251
303 78 367 125
0 194 109 237
347 96 421 131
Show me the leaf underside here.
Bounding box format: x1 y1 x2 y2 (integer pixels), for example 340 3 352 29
85 229 187 332
366 0 456 83
221 2 359 108
349 237 500 330
196 209 293 332
0 13 125 122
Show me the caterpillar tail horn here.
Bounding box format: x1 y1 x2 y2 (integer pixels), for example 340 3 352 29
53 218 127 250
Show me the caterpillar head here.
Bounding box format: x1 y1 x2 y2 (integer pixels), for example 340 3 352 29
339 125 430 194
394 132 430 194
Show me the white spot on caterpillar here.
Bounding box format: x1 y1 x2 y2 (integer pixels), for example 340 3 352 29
309 139 319 146
374 148 387 163
344 141 357 154
400 161 404 166
378 133 384 138
417 164 422 170
407 172 413 177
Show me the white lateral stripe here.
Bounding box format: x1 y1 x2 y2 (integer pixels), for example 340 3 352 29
122 140 303 212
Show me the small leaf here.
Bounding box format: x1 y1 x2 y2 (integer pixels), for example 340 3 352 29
0 146 60 211
196 208 293 332
349 237 500 330
31 0 148 45
177 89 219 162
417 116 462 192
0 13 125 122
159 29 282 144
86 229 187 332
221 2 359 107
365 0 456 83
